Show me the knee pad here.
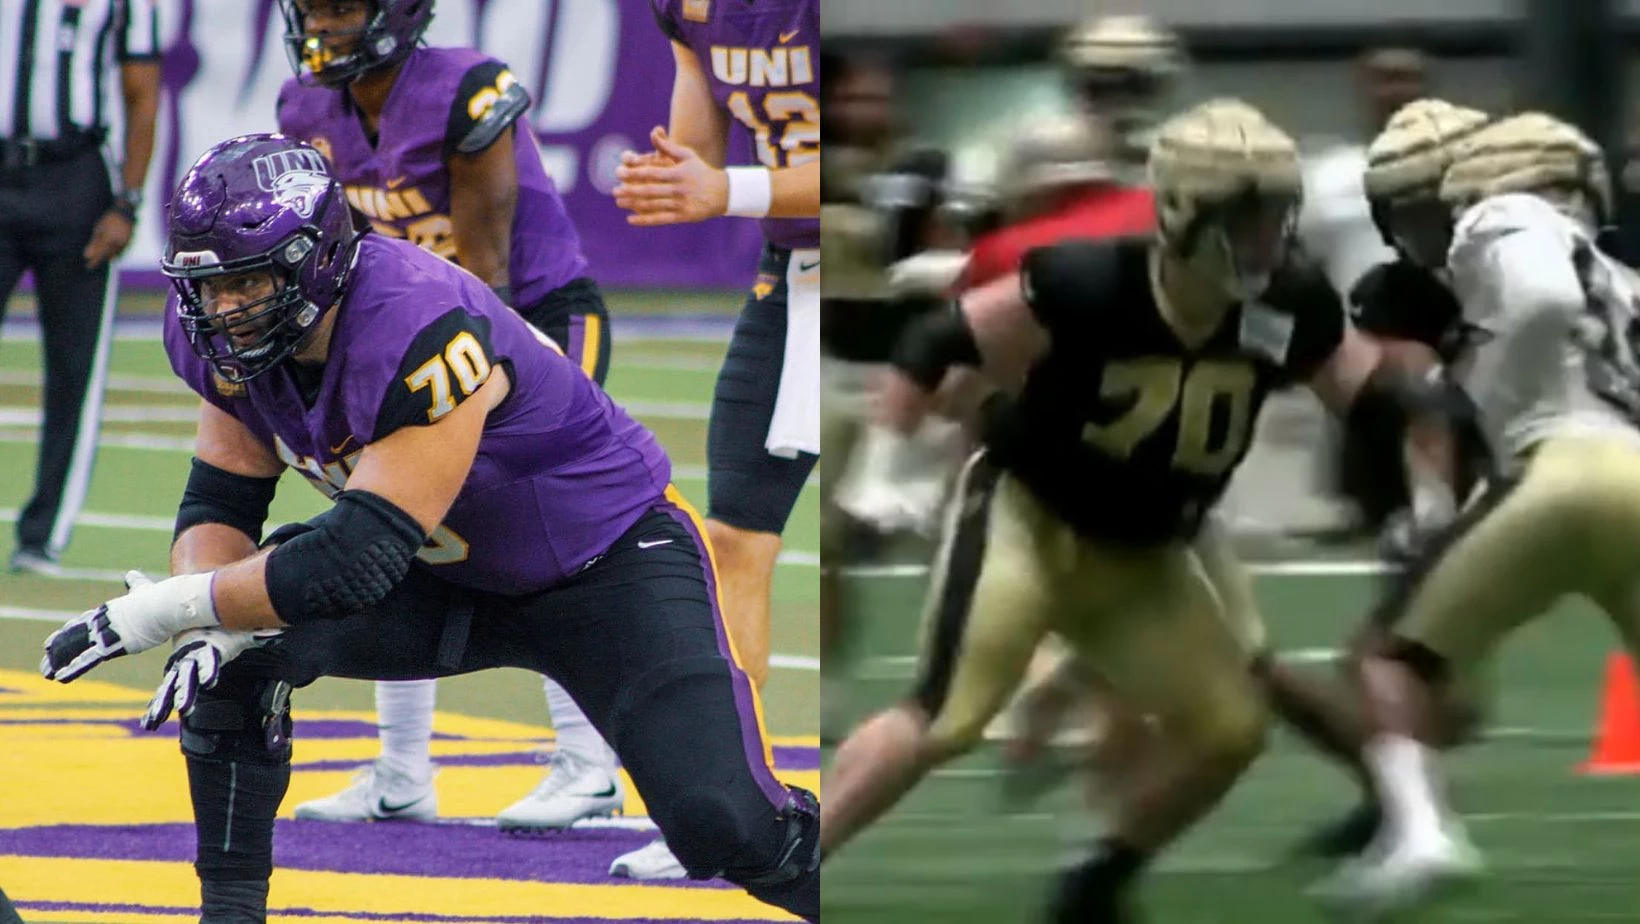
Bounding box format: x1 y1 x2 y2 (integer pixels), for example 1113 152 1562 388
180 677 294 763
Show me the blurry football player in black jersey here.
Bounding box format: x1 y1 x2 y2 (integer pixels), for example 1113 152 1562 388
819 99 1450 923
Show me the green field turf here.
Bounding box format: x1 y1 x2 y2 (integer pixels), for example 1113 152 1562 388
822 559 1640 924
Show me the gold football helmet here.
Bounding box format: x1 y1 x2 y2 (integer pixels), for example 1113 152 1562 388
1440 111 1613 228
1148 98 1301 299
1362 98 1490 266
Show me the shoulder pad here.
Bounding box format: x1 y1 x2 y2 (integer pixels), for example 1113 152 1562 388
447 63 532 158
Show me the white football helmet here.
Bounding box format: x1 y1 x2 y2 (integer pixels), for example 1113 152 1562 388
995 116 1112 219
1148 98 1302 300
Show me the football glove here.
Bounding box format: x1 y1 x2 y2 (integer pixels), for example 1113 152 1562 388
142 626 281 730
41 569 219 683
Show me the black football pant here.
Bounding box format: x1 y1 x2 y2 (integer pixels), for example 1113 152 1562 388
179 501 818 921
0 144 116 558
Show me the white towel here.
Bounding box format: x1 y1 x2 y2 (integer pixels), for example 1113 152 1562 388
766 247 821 458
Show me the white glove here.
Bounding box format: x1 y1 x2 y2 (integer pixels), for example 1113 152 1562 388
142 626 281 730
887 250 969 297
41 570 219 683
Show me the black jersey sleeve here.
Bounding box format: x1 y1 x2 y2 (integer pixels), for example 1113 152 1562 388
1267 263 1347 384
1349 259 1462 351
369 309 499 443
443 60 532 159
1017 239 1123 341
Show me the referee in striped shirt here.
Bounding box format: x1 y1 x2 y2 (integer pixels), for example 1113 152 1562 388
0 0 159 573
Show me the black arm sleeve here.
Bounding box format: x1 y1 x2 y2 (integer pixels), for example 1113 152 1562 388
173 458 280 544
1017 240 1122 340
888 301 982 391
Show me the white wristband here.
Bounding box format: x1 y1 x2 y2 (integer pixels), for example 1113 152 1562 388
725 167 773 218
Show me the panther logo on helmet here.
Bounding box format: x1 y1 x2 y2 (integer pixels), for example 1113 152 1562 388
254 148 332 220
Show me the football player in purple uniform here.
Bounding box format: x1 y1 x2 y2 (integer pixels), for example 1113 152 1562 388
40 134 819 924
610 0 820 879
273 0 625 832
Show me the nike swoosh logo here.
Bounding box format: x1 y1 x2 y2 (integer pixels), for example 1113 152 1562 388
590 782 618 798
377 795 424 815
330 435 356 454
798 260 819 272
636 539 674 549
779 30 799 44
386 175 408 189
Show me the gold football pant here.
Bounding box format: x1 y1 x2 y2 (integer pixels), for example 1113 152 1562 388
910 452 1266 758
1393 434 1640 665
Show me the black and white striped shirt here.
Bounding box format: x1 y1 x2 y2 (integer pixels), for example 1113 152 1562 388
0 0 159 142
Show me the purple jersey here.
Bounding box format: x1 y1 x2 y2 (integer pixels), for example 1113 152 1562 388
654 0 819 251
276 46 585 309
164 236 670 594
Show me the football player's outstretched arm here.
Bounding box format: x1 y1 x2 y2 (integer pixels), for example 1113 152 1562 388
879 272 1048 433
1307 326 1460 528
448 132 518 295
171 402 285 576
207 367 511 631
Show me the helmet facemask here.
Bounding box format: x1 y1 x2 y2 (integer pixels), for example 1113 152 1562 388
280 0 431 88
169 231 334 384
1181 188 1299 302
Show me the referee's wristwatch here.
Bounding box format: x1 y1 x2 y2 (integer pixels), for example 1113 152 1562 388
111 188 143 222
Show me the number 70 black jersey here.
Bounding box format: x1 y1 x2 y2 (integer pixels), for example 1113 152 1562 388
992 238 1345 545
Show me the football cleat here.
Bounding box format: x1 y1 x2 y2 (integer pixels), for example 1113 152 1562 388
609 837 687 880
496 751 626 833
292 760 437 823
1310 821 1483 920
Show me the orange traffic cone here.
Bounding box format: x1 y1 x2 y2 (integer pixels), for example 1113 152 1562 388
1580 654 1640 775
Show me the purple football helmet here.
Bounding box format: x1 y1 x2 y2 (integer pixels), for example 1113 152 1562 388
279 0 434 87
162 133 361 383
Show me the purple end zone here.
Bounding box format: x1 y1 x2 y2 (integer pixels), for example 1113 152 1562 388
16 902 773 924
0 822 738 888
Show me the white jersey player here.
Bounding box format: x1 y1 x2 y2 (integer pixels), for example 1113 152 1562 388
1323 112 1640 919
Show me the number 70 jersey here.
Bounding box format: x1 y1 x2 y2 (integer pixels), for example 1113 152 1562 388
998 238 1346 546
653 0 819 250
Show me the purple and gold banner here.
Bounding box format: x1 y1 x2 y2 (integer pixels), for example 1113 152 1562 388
117 0 763 290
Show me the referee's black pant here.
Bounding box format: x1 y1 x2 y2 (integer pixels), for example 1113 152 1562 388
0 144 117 561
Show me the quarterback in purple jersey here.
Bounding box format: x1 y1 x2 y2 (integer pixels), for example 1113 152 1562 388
610 0 820 879
273 0 625 832
39 135 819 924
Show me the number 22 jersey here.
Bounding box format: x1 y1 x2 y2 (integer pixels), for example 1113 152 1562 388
653 0 819 251
994 238 1345 546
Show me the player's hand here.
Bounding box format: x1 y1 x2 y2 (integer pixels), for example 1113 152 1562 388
612 126 728 226
41 570 218 682
142 627 280 730
874 368 938 435
83 209 134 269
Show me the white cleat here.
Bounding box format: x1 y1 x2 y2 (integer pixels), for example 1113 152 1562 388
497 751 626 833
292 761 437 823
609 837 687 880
1311 825 1483 921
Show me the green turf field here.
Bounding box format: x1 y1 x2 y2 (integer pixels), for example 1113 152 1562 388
823 559 1640 924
